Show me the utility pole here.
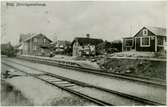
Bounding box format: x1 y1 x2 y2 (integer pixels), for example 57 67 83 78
86 33 90 59
130 24 132 36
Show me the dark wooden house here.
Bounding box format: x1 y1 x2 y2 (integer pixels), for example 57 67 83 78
18 33 52 56
123 26 167 52
72 34 103 56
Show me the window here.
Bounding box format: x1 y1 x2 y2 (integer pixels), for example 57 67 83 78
125 39 133 47
33 45 37 50
44 38 46 43
157 37 164 46
143 29 148 36
141 37 150 47
33 38 37 42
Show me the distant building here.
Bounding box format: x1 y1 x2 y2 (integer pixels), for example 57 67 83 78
72 34 103 56
50 40 71 54
123 26 167 52
18 33 52 56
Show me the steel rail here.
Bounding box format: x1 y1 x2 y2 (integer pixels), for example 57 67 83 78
2 60 165 105
17 56 165 82
17 56 166 87
2 62 113 106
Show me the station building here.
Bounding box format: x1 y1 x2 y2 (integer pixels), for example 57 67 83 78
18 33 52 56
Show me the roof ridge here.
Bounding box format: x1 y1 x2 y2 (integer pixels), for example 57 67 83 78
145 26 166 36
146 26 167 30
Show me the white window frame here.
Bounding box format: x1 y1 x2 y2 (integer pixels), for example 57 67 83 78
140 36 150 47
157 37 165 47
125 38 133 47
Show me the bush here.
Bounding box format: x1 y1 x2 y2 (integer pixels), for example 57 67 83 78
110 40 122 52
1 43 17 57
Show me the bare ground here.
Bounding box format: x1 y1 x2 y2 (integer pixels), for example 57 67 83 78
98 58 166 80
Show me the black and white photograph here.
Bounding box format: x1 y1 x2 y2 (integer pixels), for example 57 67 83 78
1 0 166 106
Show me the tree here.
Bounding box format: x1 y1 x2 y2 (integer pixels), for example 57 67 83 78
96 41 112 55
1 42 17 57
110 40 122 52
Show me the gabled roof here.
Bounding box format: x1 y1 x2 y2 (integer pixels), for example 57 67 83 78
146 26 166 36
133 26 167 37
23 33 38 42
72 37 103 46
19 33 32 42
19 33 52 42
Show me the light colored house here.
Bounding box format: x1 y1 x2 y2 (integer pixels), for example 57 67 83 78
123 26 167 52
72 34 103 56
18 33 52 56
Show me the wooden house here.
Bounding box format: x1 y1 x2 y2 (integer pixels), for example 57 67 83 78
72 34 103 56
18 33 52 56
123 26 167 52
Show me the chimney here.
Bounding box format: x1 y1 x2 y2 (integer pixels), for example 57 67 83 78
86 34 90 38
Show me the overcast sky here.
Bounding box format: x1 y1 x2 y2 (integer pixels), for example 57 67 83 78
1 1 167 45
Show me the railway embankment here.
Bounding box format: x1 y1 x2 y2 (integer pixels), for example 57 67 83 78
97 57 166 80
44 54 166 81
18 54 166 80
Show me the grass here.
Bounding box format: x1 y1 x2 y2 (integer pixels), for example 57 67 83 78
1 80 33 106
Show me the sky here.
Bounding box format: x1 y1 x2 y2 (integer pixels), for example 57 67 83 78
1 1 167 45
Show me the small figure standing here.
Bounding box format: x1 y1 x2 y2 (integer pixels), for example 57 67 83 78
49 51 53 57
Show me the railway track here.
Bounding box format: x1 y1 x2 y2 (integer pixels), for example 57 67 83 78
17 56 166 87
2 59 165 106
2 62 111 106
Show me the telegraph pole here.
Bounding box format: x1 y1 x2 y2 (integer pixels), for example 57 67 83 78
86 33 90 59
